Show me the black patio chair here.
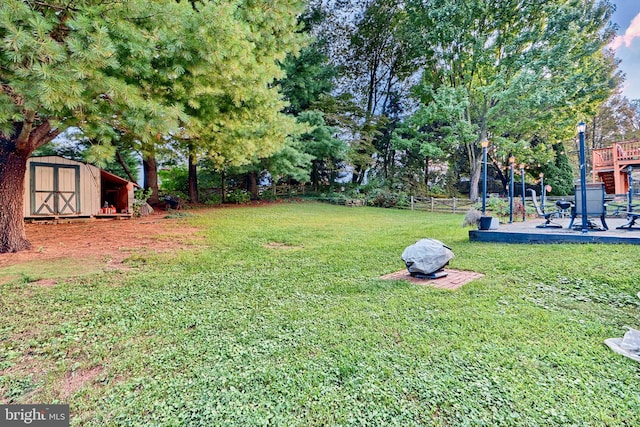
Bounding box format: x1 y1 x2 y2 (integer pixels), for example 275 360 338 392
617 212 640 229
568 183 608 230
529 189 562 228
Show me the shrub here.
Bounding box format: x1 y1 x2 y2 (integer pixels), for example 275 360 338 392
260 189 278 201
483 196 510 217
202 193 222 206
226 189 251 204
320 192 348 204
366 188 409 208
477 197 535 220
132 188 153 217
462 208 482 227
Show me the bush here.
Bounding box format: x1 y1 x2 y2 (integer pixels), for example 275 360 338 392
427 184 449 197
482 196 510 217
477 197 535 220
226 189 251 204
462 208 482 227
132 188 153 217
366 188 409 208
260 189 278 201
201 193 222 206
320 192 348 204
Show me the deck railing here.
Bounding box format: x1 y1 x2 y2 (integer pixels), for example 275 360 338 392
593 140 640 169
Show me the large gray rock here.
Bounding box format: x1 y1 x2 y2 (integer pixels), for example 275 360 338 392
139 203 154 216
401 239 454 275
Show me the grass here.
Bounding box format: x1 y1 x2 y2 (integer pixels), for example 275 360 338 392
1 202 639 425
0 258 107 285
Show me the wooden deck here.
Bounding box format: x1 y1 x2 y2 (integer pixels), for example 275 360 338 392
592 140 640 194
469 217 640 245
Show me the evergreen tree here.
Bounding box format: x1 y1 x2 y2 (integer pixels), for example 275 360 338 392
0 0 182 252
0 0 305 252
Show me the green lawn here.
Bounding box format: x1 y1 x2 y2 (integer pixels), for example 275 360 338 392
1 202 639 425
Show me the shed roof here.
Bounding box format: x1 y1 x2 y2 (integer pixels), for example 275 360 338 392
100 169 140 187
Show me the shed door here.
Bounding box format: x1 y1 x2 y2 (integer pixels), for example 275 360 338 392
30 163 80 215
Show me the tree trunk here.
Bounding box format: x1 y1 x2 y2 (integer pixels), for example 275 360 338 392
311 160 320 189
142 144 160 205
247 172 258 200
188 151 199 204
115 149 139 185
351 165 361 185
0 150 31 253
221 169 227 203
494 161 508 195
0 117 60 253
469 159 482 202
424 156 430 187
357 168 367 185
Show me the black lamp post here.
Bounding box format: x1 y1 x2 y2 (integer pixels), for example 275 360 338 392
628 166 634 212
578 121 588 233
539 172 545 208
520 163 526 221
481 139 489 215
509 155 515 223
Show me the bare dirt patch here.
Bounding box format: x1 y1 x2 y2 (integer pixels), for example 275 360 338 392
262 242 304 250
0 212 204 275
60 366 104 400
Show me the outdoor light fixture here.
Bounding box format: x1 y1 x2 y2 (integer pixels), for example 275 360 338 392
628 166 634 213
577 121 588 233
616 165 640 230
519 163 526 221
577 122 587 134
509 155 515 223
539 172 545 207
480 139 489 215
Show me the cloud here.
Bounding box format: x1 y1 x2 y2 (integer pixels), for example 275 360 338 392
610 12 640 50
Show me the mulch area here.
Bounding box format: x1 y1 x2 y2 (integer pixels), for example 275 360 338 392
380 269 484 290
0 212 202 269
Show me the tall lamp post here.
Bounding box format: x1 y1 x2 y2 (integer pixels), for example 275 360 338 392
577 121 588 233
520 163 526 221
481 139 489 215
539 173 545 208
509 155 515 223
628 166 634 213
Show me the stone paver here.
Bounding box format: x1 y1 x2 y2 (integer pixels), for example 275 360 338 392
380 269 484 290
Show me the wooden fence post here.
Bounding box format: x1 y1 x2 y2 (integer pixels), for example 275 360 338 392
411 196 414 210
431 197 434 212
453 197 457 213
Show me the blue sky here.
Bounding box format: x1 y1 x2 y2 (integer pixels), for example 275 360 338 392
611 0 640 100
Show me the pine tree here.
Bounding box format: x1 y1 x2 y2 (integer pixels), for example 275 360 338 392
0 0 305 252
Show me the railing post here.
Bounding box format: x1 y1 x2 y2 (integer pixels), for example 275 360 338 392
431 197 434 212
411 196 414 210
453 197 457 213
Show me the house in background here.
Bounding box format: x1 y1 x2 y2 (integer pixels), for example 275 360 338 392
24 156 137 219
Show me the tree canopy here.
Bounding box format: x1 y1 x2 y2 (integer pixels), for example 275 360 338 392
0 0 632 253
0 0 304 252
